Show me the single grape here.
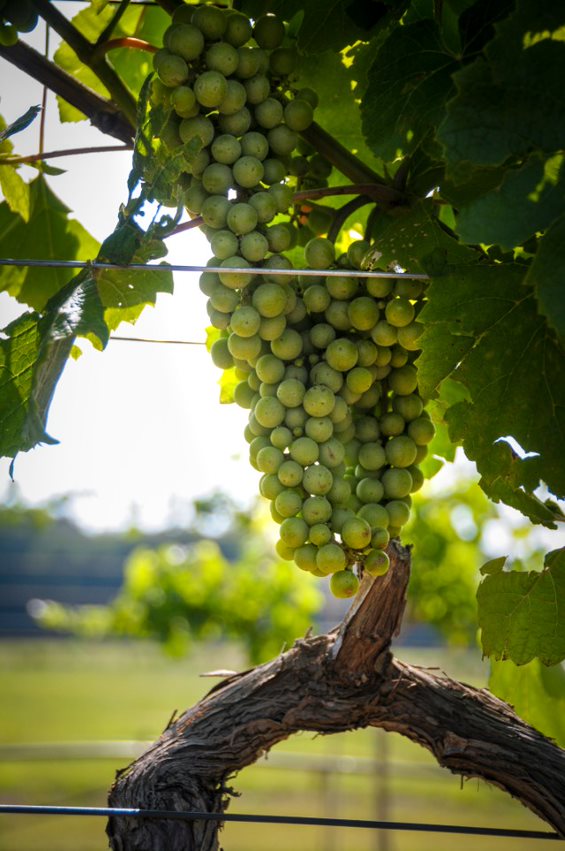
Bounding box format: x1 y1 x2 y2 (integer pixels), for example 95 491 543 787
364 549 390 577
255 396 286 428
325 337 358 372
240 231 269 262
224 11 253 46
233 155 265 189
192 5 227 40
407 416 436 445
256 353 285 383
330 569 359 598
271 328 303 360
317 543 347 575
278 459 304 487
218 79 247 115
277 378 306 408
219 255 253 289
381 467 413 499
253 13 285 49
166 23 204 60
206 41 239 75
230 305 261 338
302 495 332 525
294 543 319 572
227 202 258 235
305 237 335 270
256 445 285 474
252 282 288 318
194 70 228 108
302 464 334 495
341 516 371 550
284 98 314 131
385 297 415 328
356 477 385 504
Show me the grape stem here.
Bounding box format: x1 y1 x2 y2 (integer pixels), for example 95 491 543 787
93 38 159 59
327 195 374 243
293 183 402 205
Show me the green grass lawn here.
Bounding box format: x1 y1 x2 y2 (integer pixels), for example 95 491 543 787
0 639 551 851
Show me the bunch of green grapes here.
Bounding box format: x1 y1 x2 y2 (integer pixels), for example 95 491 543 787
145 4 433 598
0 0 38 45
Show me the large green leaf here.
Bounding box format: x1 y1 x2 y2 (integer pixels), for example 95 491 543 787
362 20 459 160
456 154 565 249
363 200 475 274
478 549 565 665
525 212 565 342
438 1 565 169
418 265 565 521
0 175 99 310
489 658 565 747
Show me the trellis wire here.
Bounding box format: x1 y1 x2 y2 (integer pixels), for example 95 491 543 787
0 258 429 280
0 805 560 839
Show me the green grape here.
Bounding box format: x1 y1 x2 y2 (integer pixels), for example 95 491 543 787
266 223 293 253
343 517 374 553
380 412 405 436
355 416 380 442
381 467 413 499
211 134 241 165
346 367 373 394
230 306 261 337
366 277 394 298
328 396 349 427
389 345 409 368
179 115 215 147
268 125 298 156
202 162 232 194
261 158 287 185
255 97 284 129
319 437 345 468
256 353 285 383
309 323 335 351
209 283 239 313
347 239 370 269
310 362 343 393
253 13 285 49
166 23 204 60
233 155 265 188
358 502 389 529
257 445 285 474
240 231 269 262
348 297 379 331
386 500 411 528
305 237 335 270
278 459 304 487
199 270 220 296
224 11 253 46
210 337 233 370
303 464 334 495
185 181 210 214
308 523 332 547
407 464 424 492
370 527 390 550
218 107 252 136
303 285 331 314
397 321 424 351
234 380 256 409
259 382 278 398
268 183 294 213
244 74 270 104
271 425 293 449
241 131 269 160
356 477 385 504
303 495 332 525
295 87 319 109
277 378 306 408
357 442 386 471
364 549 390 577
385 297 416 328
407 416 436 445
384 435 418 468
192 5 227 40
389 364 418 395
252 282 288 317
218 79 247 115
294 543 319 572
260 473 285 500
356 340 378 367
254 395 286 428
201 194 231 227
330 569 359 597
248 191 278 223
259 314 287 340
317 543 347 576
227 203 258 235
270 47 298 77
275 539 295 560
206 41 239 75
325 337 358 372
392 394 424 421
227 332 262 361
371 320 397 347
194 70 228 108
284 99 314 131
171 85 197 117
289 437 319 466
236 46 264 79
326 275 358 300
210 229 239 261
219 256 253 289
285 406 307 435
271 328 303 360
304 416 334 443
303 385 336 417
249 435 271 464
156 52 189 87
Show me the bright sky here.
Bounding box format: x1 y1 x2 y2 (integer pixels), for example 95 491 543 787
0 11 259 531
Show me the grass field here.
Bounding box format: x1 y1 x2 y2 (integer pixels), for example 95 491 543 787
0 639 552 851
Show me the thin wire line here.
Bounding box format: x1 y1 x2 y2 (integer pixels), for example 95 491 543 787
0 805 560 839
0 259 429 280
110 336 205 345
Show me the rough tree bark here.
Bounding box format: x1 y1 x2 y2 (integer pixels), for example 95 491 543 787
107 544 565 851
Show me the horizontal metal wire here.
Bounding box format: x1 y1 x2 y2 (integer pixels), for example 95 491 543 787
0 805 560 839
0 258 429 280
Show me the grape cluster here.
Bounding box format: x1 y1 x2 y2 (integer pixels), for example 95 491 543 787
145 5 433 597
0 0 38 45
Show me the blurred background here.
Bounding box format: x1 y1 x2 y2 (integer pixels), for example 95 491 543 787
1 7 564 850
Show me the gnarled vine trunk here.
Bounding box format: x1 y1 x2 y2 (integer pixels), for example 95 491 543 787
107 545 565 850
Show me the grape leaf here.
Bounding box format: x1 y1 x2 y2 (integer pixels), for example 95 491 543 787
438 1 565 169
363 200 475 274
489 658 565 747
361 20 459 161
525 212 565 342
0 176 99 310
417 265 565 522
478 548 565 666
456 154 565 249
